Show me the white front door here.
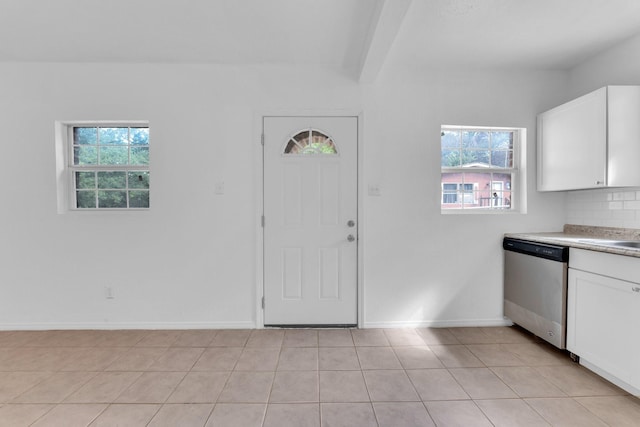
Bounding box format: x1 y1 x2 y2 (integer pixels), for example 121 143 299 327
263 116 358 326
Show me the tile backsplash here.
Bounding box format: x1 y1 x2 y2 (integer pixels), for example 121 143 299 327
566 187 640 229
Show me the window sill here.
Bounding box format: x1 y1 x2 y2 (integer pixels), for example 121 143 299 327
441 208 523 215
60 208 151 215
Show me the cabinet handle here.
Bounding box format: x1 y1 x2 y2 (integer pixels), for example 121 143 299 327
595 180 604 185
633 287 640 293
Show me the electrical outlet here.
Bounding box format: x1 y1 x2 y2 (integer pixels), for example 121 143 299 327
105 286 115 299
368 184 382 196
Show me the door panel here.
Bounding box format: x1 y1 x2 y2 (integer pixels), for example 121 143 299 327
263 116 357 325
282 248 302 299
283 164 303 226
319 163 340 226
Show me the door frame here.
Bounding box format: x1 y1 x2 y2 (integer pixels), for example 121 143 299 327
253 110 364 328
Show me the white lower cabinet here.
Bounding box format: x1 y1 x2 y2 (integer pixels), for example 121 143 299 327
567 249 640 395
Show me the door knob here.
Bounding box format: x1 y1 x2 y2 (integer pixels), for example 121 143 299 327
347 234 356 242
347 220 355 227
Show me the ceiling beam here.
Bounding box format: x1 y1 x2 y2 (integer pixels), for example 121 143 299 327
358 0 413 84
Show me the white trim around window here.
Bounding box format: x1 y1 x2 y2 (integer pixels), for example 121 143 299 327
440 125 526 214
55 120 150 213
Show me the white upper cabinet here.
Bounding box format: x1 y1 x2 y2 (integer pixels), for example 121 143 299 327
537 86 640 191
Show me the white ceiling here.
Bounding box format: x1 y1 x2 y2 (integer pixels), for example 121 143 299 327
0 0 380 69
391 0 640 71
1 0 640 80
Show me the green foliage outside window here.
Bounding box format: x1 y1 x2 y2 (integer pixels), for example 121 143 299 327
72 126 150 209
441 130 513 168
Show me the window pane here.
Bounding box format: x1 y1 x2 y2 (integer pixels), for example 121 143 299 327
129 190 150 208
97 171 126 189
465 172 489 207
441 130 460 149
461 149 490 166
462 182 476 206
441 173 462 208
491 131 513 149
131 147 149 165
447 172 513 209
130 127 149 145
285 129 336 155
74 146 98 165
442 172 502 208
98 190 127 208
443 193 457 204
441 149 461 167
490 150 513 168
293 130 310 145
75 171 96 189
284 140 299 153
128 171 149 189
491 173 512 208
74 127 97 145
310 130 337 154
305 142 336 154
462 131 489 149
99 127 129 145
99 146 129 165
76 190 96 208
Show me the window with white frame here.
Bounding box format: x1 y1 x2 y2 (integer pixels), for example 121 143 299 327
57 122 150 210
441 125 523 212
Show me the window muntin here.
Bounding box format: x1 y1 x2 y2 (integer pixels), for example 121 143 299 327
441 126 519 211
73 126 149 166
284 129 337 155
441 173 511 209
70 125 150 209
441 129 514 169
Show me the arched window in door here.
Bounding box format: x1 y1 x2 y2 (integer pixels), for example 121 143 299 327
283 129 338 155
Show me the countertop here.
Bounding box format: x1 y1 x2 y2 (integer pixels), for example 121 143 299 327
505 224 640 258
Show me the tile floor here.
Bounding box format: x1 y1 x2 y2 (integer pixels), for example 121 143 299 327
0 326 638 426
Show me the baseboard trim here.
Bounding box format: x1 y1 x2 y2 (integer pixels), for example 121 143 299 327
0 321 256 331
0 318 515 331
362 318 513 329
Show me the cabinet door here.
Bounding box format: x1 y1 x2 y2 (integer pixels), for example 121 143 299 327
567 268 640 389
537 88 607 191
608 86 640 187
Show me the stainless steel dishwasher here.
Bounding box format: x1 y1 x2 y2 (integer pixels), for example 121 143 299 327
503 237 569 349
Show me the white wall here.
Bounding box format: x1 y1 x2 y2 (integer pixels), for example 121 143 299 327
561 33 640 229
361 66 568 327
568 32 640 98
0 60 568 330
0 63 361 329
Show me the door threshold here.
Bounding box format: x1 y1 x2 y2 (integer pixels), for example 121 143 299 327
264 324 357 329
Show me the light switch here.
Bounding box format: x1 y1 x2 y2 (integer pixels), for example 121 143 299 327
214 182 225 195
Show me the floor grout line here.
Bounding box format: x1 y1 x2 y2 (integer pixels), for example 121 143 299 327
0 327 637 426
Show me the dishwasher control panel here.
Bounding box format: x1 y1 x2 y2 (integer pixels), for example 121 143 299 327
503 238 569 262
